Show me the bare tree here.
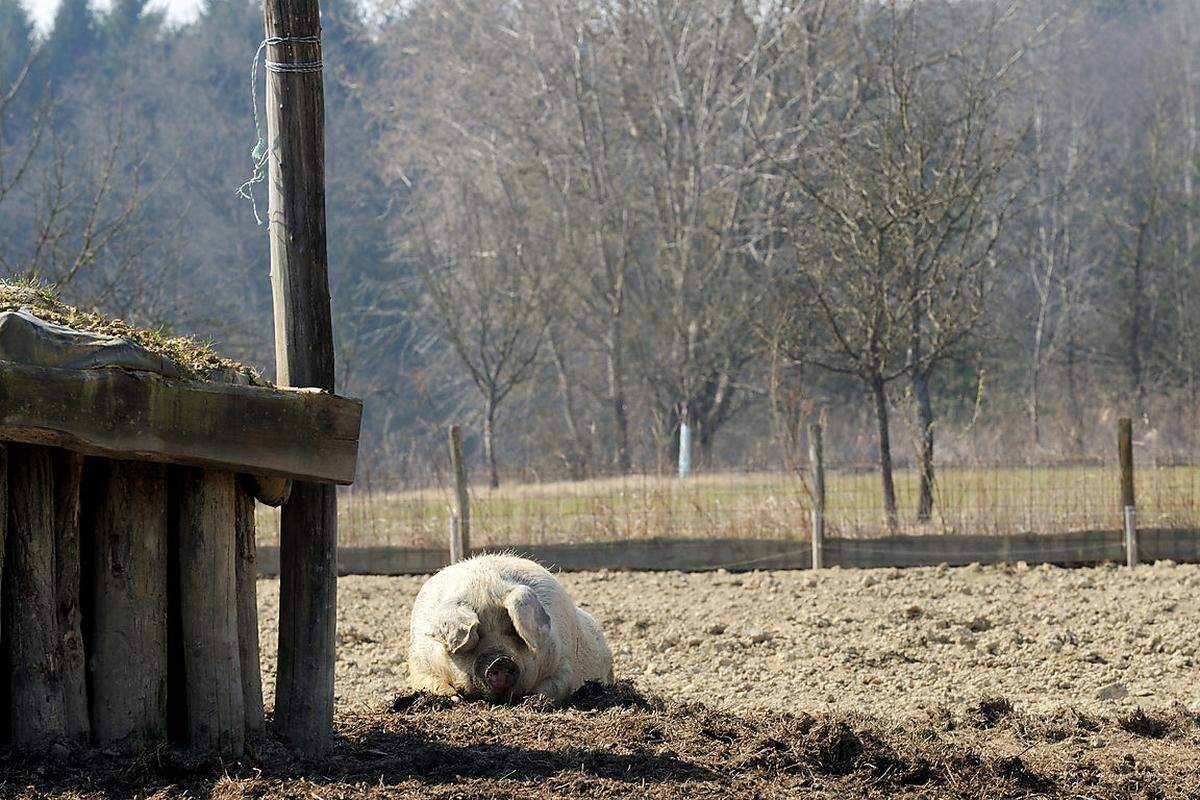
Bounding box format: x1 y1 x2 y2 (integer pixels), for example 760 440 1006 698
771 0 1026 529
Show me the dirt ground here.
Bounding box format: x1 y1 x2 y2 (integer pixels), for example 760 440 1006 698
260 560 1200 717
6 561 1200 799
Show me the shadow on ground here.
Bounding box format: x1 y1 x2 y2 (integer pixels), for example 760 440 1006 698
3 684 1199 798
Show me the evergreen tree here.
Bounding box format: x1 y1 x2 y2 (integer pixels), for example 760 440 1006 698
46 0 98 83
0 0 35 93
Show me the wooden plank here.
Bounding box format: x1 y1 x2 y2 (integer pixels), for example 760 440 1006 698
87 459 169 752
255 529 1200 577
5 444 65 750
235 481 265 739
0 361 360 485
52 450 88 744
175 468 244 757
262 0 339 757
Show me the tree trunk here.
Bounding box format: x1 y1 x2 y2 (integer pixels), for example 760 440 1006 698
912 369 935 523
483 397 499 489
1029 306 1046 447
606 323 631 475
868 374 899 534
548 335 587 480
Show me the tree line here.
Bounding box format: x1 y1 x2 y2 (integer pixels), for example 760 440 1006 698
1 0 1198 513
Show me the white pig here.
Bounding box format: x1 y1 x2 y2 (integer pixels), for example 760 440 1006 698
407 554 613 704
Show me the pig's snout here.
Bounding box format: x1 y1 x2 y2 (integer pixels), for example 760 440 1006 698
481 655 519 696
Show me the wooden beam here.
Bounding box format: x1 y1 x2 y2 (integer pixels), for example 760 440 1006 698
5 444 65 751
87 459 169 753
175 468 243 757
263 0 339 757
0 361 360 485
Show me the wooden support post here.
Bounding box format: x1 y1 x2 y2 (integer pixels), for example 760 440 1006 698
175 467 244 757
1119 417 1137 567
87 459 168 752
5 444 65 750
263 0 339 756
808 424 825 570
235 480 265 739
0 446 7 743
448 425 470 561
52 450 88 744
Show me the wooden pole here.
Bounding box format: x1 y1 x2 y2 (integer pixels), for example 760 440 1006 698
87 459 169 752
1119 417 1137 567
0 446 8 744
234 480 265 739
448 425 469 561
175 467 243 757
5 444 65 751
263 0 338 756
808 424 825 570
52 450 88 744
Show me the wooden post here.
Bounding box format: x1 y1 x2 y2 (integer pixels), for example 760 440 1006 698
234 480 265 739
263 0 339 756
175 467 244 757
808 424 825 570
0 446 8 742
87 459 169 752
5 444 65 751
448 425 470 560
52 450 88 744
1119 417 1137 567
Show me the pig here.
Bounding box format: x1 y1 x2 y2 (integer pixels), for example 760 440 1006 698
407 554 613 704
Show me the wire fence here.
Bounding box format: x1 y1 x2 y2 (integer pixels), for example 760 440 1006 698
256 456 1200 549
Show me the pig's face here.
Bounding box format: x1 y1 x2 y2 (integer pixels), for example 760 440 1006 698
421 585 552 702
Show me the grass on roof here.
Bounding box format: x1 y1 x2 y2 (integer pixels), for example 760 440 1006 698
0 279 264 384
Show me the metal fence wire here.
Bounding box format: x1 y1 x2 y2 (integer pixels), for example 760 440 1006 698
257 456 1200 550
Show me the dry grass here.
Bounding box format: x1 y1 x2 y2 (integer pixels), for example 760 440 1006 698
258 462 1200 548
0 279 262 384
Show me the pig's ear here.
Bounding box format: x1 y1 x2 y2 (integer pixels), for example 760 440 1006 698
429 602 480 654
504 586 551 652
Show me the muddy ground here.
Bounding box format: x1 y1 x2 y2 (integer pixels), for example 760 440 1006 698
262 561 1200 717
5 561 1200 798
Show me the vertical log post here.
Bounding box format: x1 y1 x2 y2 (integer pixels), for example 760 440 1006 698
808 424 825 570
448 425 469 562
6 444 64 751
87 459 169 752
1119 417 1137 567
175 467 244 757
52 450 88 744
263 0 339 755
0 446 7 743
235 480 265 739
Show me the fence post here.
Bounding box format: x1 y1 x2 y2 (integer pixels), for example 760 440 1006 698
1118 417 1137 567
264 0 338 756
448 425 470 561
808 423 825 569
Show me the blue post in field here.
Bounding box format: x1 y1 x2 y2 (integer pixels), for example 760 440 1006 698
678 421 692 478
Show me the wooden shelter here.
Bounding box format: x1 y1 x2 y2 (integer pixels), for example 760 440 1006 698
0 303 361 758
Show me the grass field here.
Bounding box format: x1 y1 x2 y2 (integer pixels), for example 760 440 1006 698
256 462 1200 548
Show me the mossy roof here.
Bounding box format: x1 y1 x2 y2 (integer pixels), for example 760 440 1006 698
0 281 265 385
